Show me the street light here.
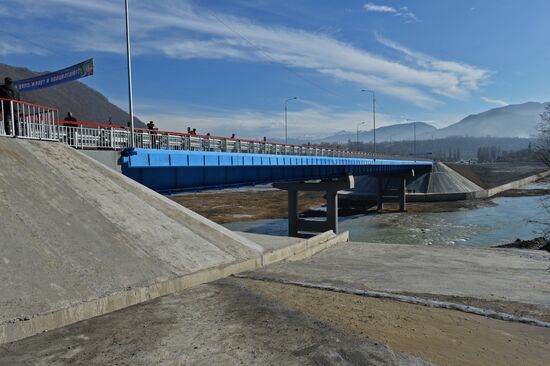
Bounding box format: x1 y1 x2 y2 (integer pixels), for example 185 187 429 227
125 0 135 147
356 121 367 151
361 89 376 159
405 118 417 162
284 97 298 144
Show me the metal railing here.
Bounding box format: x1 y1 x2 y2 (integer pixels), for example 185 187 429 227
1 98 374 158
1 98 59 140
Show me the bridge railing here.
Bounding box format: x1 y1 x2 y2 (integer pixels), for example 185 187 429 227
1 98 378 158
1 98 59 140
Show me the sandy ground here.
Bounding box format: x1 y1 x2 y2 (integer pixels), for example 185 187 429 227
244 279 550 366
171 189 494 224
0 278 429 366
170 189 324 224
3 277 549 366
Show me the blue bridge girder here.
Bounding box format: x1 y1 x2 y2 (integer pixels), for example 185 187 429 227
121 148 433 193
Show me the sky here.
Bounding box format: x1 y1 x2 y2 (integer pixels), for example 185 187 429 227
1 0 550 139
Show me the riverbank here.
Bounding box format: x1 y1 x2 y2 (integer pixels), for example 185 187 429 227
4 240 549 366
171 162 549 225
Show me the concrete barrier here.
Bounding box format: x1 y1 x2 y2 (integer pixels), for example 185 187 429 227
485 170 550 197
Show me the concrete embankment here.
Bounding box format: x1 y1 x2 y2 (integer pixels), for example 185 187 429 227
3 242 549 366
0 138 347 344
344 161 550 204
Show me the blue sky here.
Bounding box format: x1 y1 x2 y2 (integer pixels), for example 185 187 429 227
2 0 549 139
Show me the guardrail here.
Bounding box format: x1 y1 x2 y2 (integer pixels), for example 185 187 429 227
0 98 374 158
1 98 59 140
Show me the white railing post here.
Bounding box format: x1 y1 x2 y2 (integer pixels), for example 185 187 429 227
9 101 15 137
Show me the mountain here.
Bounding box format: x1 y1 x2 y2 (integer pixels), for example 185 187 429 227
432 102 548 139
0 63 144 127
318 102 548 143
317 122 437 144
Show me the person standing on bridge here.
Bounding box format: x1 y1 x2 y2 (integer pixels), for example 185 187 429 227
0 77 22 136
147 120 159 148
63 112 78 146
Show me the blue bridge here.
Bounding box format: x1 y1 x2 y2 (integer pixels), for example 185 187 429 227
121 148 432 193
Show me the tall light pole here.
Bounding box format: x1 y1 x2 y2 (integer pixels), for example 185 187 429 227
414 120 417 162
361 89 376 159
125 0 135 147
405 118 417 162
284 97 297 144
356 121 367 151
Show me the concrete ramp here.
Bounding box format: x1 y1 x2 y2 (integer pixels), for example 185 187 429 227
420 162 483 193
341 162 482 206
0 138 348 344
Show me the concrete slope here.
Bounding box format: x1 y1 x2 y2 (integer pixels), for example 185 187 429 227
424 162 483 193
347 162 481 198
0 138 264 332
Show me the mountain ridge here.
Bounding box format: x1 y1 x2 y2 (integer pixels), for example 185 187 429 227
318 101 548 143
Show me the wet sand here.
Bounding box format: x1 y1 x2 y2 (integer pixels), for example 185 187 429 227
244 279 550 366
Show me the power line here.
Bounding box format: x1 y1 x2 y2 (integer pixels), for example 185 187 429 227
209 12 342 99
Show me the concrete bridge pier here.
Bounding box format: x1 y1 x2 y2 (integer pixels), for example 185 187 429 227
377 176 385 210
376 170 414 212
274 175 354 237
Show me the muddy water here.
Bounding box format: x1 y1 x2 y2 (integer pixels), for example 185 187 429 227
225 183 550 247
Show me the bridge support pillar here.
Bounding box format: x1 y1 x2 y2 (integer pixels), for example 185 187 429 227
377 176 385 210
399 176 407 212
274 175 354 237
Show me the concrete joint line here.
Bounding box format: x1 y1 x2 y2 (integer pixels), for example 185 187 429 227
0 231 349 345
235 277 550 329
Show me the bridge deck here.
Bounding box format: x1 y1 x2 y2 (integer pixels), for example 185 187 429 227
121 148 432 192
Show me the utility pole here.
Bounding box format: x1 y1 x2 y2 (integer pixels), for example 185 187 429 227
125 0 135 147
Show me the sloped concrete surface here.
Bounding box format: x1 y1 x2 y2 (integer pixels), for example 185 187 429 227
244 243 550 312
348 162 482 197
423 162 483 193
0 138 264 334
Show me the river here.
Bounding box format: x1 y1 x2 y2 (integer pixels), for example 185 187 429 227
224 182 550 247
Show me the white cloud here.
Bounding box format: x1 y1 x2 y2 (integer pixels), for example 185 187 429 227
364 3 419 22
364 3 397 13
481 97 508 107
136 99 396 140
6 0 488 109
375 34 490 97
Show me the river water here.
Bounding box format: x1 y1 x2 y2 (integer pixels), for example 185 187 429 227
225 182 550 247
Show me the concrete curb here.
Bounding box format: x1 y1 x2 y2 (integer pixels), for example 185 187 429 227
0 231 349 345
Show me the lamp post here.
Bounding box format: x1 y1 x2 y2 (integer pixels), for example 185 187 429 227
356 121 367 151
405 118 417 162
414 120 417 162
284 97 298 144
125 0 135 147
361 89 376 159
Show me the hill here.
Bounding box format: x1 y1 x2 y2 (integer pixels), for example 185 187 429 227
318 121 437 144
0 63 144 127
318 102 548 144
433 102 548 139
